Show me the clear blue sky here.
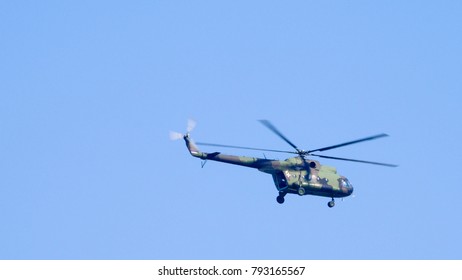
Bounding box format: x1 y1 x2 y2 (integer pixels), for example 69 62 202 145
1 1 461 259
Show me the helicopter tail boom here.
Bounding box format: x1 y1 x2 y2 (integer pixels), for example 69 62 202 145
183 134 272 169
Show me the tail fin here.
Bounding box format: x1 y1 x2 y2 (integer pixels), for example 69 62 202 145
170 119 208 159
184 134 205 158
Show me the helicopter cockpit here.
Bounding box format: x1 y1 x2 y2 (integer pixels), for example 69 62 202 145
340 177 354 193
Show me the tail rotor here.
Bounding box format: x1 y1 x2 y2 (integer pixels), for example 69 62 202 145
169 119 196 140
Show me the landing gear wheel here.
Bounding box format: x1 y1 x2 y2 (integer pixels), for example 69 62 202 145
276 195 285 204
327 199 335 208
298 187 305 196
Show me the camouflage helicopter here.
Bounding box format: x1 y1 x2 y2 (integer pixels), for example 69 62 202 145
170 120 397 207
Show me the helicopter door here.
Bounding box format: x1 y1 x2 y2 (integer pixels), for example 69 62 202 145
273 171 288 191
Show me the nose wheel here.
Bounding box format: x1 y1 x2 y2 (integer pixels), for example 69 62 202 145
327 199 335 208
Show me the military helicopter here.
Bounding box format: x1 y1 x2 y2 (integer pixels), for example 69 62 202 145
170 120 397 207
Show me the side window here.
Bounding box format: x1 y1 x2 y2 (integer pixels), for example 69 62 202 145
277 171 287 187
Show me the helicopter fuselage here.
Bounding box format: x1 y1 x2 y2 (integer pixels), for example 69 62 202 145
184 134 353 201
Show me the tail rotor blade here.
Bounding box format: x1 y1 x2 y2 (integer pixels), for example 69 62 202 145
187 119 196 133
169 131 184 141
170 119 196 140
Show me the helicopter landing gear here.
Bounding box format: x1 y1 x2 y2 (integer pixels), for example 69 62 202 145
276 192 286 204
327 199 335 208
297 187 305 196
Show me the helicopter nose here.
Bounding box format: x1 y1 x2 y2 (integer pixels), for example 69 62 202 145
341 177 354 196
348 185 354 195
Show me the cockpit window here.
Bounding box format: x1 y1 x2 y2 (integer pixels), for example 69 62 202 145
340 178 352 188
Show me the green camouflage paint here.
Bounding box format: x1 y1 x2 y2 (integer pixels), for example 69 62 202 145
183 134 353 202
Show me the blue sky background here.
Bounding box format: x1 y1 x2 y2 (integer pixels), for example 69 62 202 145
1 1 461 259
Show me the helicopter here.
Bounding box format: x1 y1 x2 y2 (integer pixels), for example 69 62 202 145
170 120 397 208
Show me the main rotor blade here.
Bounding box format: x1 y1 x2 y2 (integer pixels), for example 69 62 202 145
196 142 297 154
259 120 301 152
311 154 398 167
307 133 389 153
